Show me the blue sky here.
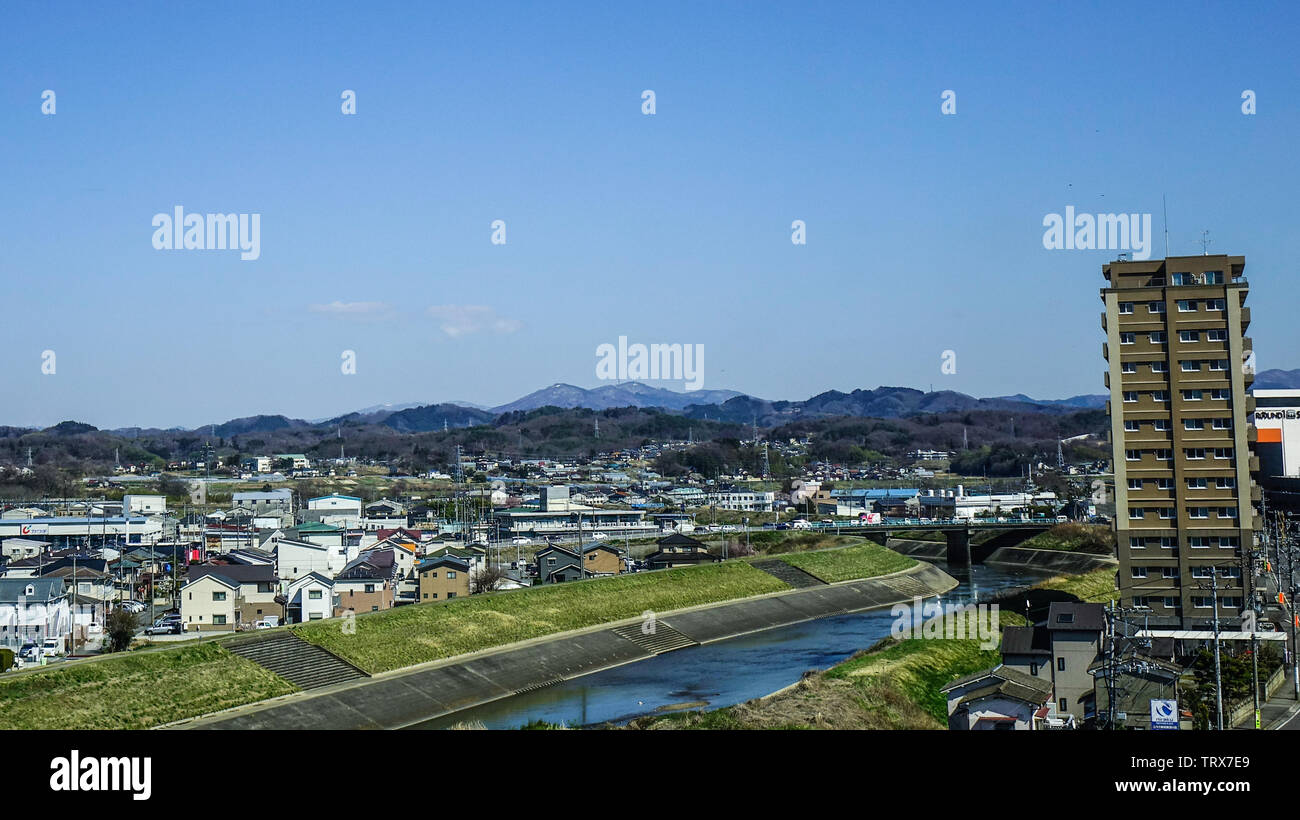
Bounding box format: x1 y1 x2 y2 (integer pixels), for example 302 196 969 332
2 0 1297 429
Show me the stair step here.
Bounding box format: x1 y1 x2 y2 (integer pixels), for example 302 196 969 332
225 632 368 691
611 623 697 655
751 559 827 588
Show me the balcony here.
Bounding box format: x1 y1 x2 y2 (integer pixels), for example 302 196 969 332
1241 307 1251 330
1101 312 1107 332
1102 342 1109 361
1104 371 1110 389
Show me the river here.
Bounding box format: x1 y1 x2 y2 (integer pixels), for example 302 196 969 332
410 561 1051 729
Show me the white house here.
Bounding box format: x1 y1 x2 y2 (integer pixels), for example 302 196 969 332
306 494 363 529
272 538 350 581
0 578 71 651
1 538 49 561
286 573 334 623
123 495 167 515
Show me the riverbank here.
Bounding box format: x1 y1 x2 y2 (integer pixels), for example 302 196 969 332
176 559 957 729
622 566 1115 730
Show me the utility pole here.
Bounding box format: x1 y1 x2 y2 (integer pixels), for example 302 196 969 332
1212 568 1225 731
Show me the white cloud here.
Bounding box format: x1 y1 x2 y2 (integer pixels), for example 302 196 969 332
309 301 392 316
426 305 522 338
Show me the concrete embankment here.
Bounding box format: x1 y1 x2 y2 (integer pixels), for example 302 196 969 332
886 539 1116 575
171 561 957 730
982 546 1116 574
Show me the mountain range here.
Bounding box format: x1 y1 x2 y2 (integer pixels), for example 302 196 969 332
46 382 1108 439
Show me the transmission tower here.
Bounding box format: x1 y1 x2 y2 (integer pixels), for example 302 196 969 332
1057 440 1065 469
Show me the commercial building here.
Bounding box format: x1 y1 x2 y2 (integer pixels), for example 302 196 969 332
1101 254 1259 628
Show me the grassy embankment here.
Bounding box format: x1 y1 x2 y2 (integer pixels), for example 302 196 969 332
775 541 916 582
0 642 294 730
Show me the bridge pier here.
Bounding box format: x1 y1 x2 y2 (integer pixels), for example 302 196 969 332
945 529 972 566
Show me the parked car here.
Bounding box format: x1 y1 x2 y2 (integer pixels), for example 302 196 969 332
511 536 532 546
589 532 609 540
144 616 182 635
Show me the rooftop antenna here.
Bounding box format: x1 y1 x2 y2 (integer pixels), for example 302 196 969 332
1199 230 1212 256
1162 195 1169 258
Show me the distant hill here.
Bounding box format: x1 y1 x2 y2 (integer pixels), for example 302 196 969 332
490 382 748 414
679 386 1092 426
990 393 1108 410
1253 369 1300 391
380 403 496 433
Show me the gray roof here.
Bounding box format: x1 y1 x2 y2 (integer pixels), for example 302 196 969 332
188 564 277 585
0 577 65 602
941 664 1053 706
1046 602 1106 632
1000 626 1051 656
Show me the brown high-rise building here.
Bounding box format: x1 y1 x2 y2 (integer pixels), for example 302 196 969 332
1101 254 1259 628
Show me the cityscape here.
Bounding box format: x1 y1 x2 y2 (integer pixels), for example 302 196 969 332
2 0 1297 803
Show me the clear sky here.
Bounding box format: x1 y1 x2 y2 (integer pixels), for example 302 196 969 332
2 1 1297 429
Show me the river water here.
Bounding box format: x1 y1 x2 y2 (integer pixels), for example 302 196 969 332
410 561 1052 729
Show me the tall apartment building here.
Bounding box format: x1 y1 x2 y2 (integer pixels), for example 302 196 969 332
1101 254 1259 628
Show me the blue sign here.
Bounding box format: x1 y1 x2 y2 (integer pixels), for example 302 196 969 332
1150 699 1179 730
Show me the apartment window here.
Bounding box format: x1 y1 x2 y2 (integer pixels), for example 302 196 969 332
1179 330 1199 343
1216 477 1236 489
1057 658 1066 672
1220 536 1240 548
1156 478 1173 490
1171 272 1189 285
1207 299 1226 311
1160 537 1177 549
1219 507 1238 519
1150 331 1167 343
1192 597 1213 609
1148 301 1166 313
1189 537 1209 549
447 571 457 579
1152 391 1169 403
1125 449 1142 461
1164 597 1180 608
1184 418 1204 430
1123 392 1138 403
1177 300 1197 312
1191 566 1212 579
1120 332 1136 345
1128 478 1143 490
1209 359 1228 371
1189 507 1210 519
1131 566 1148 578
1213 448 1233 459
309 613 323 620
1204 271 1224 284
427 571 438 578
213 615 226 625
364 584 375 593
1211 389 1231 400
308 590 322 600
1129 537 1145 549
1153 419 1171 431
1158 508 1174 519
212 591 226 601
1185 448 1206 460
1133 596 1150 608
1207 329 1227 342
1163 567 1180 579
1151 361 1168 373
1124 420 1140 432
429 592 438 599
1181 360 1202 372
1119 302 1134 314
1183 390 1203 401
1129 507 1146 520
1186 477 1207 489
1121 362 1137 374
447 592 457 599
1155 449 1172 461
1212 418 1231 430
1222 597 1242 609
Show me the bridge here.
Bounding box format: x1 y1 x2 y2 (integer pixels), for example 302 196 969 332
805 517 1055 565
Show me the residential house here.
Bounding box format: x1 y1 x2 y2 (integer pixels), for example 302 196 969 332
417 555 470 601
182 564 280 632
285 572 335 624
940 664 1063 730
644 532 719 570
0 577 70 651
534 542 627 583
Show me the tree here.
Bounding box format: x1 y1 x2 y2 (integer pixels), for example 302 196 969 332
472 566 507 594
106 608 138 652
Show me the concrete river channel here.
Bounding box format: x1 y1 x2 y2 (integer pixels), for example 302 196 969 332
410 561 1051 729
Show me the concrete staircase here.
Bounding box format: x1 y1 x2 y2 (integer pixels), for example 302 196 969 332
225 632 368 691
611 622 698 654
751 559 827 588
